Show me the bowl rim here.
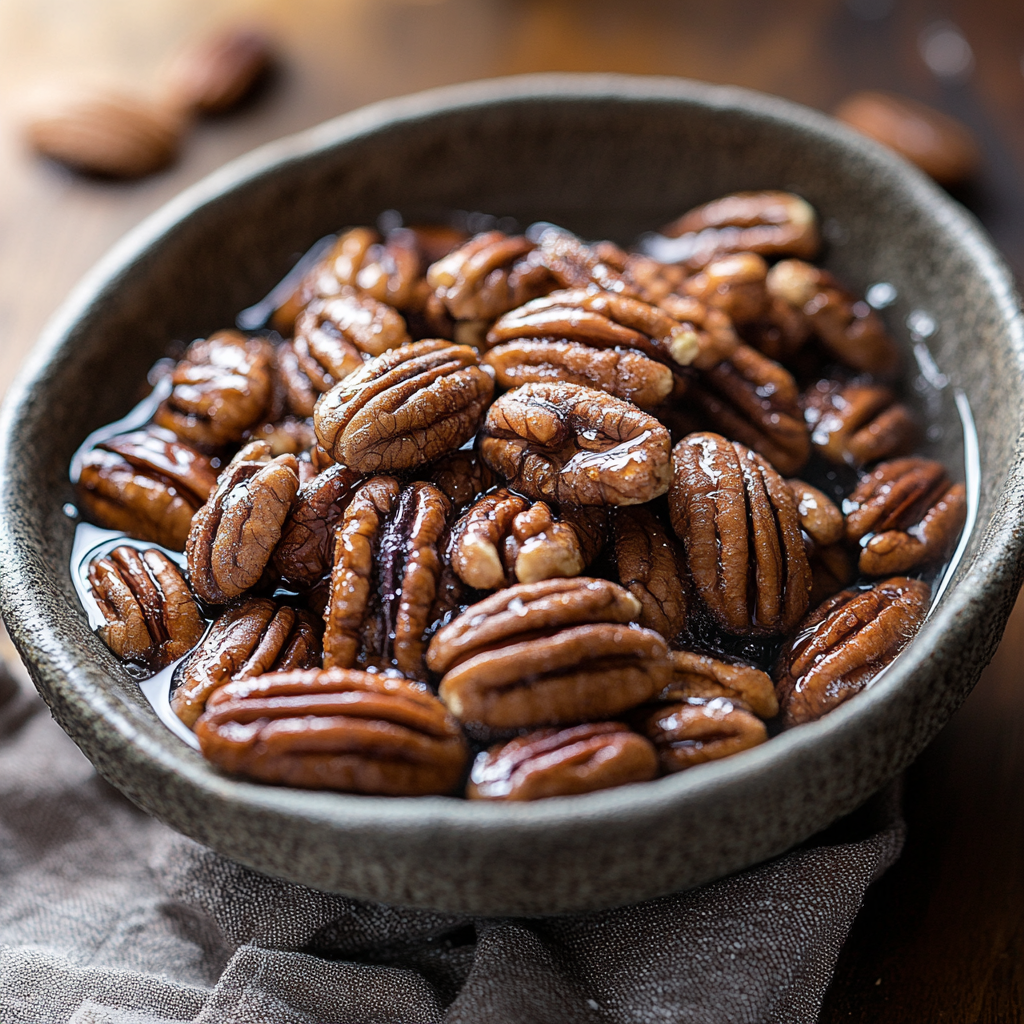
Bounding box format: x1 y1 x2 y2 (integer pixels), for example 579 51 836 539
2 72 1023 877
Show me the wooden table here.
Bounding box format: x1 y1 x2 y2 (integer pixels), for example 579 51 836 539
1 1 1022 1019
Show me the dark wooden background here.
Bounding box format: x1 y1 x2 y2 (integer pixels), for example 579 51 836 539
0 1 1022 1019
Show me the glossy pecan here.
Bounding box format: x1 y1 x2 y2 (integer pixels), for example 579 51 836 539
807 540 857 607
171 597 321 727
467 722 658 801
186 441 300 604
275 339 320 419
76 426 217 550
611 505 688 639
669 432 812 636
788 478 845 546
844 458 967 575
427 578 670 729
683 252 770 324
661 650 778 719
774 576 931 725
425 448 498 511
530 227 636 295
479 382 672 506
313 340 494 472
803 379 917 466
194 668 468 795
244 416 316 458
88 545 204 671
154 330 275 448
767 260 900 377
638 697 768 772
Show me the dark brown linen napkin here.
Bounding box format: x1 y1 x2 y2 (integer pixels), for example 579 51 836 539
0 659 902 1024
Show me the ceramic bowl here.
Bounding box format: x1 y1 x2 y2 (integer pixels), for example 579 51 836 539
2 74 1023 915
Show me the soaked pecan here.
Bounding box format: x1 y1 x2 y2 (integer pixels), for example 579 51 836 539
314 340 494 472
661 650 778 719
638 697 768 772
171 597 321 727
611 506 688 639
803 379 917 466
807 540 857 607
88 546 204 671
844 458 967 575
271 463 363 587
766 260 900 377
467 722 658 800
655 294 740 370
76 426 217 550
195 668 468 795
425 448 498 510
275 340 319 418
154 331 275 448
669 432 811 635
774 577 931 725
245 416 316 457
186 441 300 604
531 227 635 295
479 382 672 506
427 578 670 729
619 251 690 305
683 252 770 323
323 478 453 681
298 290 410 364
788 478 845 546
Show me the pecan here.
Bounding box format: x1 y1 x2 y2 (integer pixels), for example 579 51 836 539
314 340 494 472
808 540 857 607
531 227 636 295
186 441 300 604
154 330 275 448
660 650 778 719
171 597 321 727
323 478 453 681
479 382 672 506
611 506 688 639
654 294 740 370
766 260 900 377
271 463 363 587
844 458 967 575
87 546 204 671
194 668 468 795
683 252 770 324
788 478 845 546
774 577 931 725
803 379 917 466
427 578 671 729
297 291 410 364
426 231 555 322
245 416 316 457
618 252 690 305
425 448 498 510
275 340 319 418
638 698 768 772
467 723 658 801
669 432 811 635
76 426 217 550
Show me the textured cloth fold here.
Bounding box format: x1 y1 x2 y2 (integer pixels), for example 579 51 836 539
0 660 902 1024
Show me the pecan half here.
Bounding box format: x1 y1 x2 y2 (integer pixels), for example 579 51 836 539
683 252 770 324
194 668 468 795
803 379 917 466
76 426 217 550
275 340 320 419
88 546 204 671
425 448 498 510
171 597 321 727
669 432 811 636
611 506 688 639
467 723 658 800
531 227 636 295
638 697 768 772
154 330 275 448
774 577 931 725
314 340 494 472
844 458 967 575
427 578 671 729
479 382 672 506
661 650 778 719
186 441 300 604
788 478 845 546
807 540 857 607
297 291 410 368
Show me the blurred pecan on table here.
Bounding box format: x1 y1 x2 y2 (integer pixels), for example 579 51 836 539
662 650 778 720
844 458 967 575
775 576 931 725
76 426 217 550
186 441 300 604
427 578 671 729
314 340 494 473
468 722 658 801
479 382 672 506
171 597 321 727
154 330 275 449
194 668 468 795
323 478 454 681
87 545 204 671
669 432 812 636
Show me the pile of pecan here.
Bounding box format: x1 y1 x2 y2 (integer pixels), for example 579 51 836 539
75 191 966 801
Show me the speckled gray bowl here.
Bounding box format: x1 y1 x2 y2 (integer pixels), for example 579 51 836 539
2 74 1023 915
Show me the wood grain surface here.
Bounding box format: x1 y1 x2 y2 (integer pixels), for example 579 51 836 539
1 1 1022 1020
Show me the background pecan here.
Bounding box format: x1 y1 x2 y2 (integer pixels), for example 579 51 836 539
788 478 845 547
467 722 658 800
530 227 636 295
479 382 671 506
195 668 467 795
661 650 778 719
